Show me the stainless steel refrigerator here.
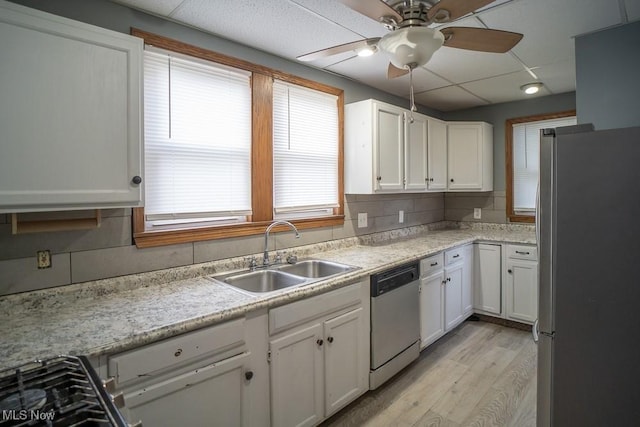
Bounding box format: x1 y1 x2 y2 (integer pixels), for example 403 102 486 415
535 124 640 426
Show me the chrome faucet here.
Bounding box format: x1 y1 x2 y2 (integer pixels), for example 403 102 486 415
263 220 300 266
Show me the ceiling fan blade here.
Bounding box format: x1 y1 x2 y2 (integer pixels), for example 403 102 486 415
441 27 523 53
338 0 402 24
297 38 380 62
387 63 410 79
427 0 495 23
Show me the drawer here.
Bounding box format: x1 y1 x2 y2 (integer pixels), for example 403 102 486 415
506 244 537 261
269 281 362 335
420 253 444 276
108 318 245 386
445 247 464 265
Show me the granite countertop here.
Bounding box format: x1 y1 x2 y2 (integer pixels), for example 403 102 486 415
0 224 535 371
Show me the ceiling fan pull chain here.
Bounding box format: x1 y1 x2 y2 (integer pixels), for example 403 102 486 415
408 67 417 123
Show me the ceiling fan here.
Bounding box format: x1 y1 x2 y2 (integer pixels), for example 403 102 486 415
297 0 523 111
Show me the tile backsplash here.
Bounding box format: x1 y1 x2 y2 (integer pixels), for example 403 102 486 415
0 193 446 295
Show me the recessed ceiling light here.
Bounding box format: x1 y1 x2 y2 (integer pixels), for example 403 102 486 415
521 82 543 95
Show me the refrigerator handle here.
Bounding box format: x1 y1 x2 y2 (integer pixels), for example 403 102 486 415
533 182 541 343
532 319 539 343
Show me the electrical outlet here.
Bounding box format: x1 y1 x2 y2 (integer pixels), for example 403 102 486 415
37 250 51 269
357 212 368 228
399 210 404 223
473 208 482 219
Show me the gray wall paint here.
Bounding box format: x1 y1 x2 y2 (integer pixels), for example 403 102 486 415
576 20 640 130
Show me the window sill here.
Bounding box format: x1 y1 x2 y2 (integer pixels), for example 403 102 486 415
508 214 535 224
133 215 345 248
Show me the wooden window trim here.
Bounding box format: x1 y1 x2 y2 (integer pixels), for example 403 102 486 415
505 109 576 223
131 29 344 248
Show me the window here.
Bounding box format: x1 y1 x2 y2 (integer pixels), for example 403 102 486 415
506 111 576 222
131 30 344 248
273 81 339 219
143 48 252 226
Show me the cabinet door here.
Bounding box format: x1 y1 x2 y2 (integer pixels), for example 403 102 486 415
420 271 445 349
506 260 539 324
444 263 464 331
427 118 448 191
0 2 142 212
405 113 428 191
270 323 324 427
474 244 502 315
124 352 251 427
324 307 367 417
462 244 474 315
447 123 483 190
374 103 404 191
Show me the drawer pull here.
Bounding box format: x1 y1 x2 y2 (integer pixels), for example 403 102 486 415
430 262 438 266
515 251 530 255
174 348 182 357
452 254 460 258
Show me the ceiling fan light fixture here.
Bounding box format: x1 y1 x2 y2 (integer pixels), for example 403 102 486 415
521 82 543 95
357 45 377 57
378 26 444 69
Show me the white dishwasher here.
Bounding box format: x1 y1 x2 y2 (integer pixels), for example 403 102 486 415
369 261 421 389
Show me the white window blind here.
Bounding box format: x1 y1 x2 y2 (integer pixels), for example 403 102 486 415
513 116 576 211
143 47 252 224
273 81 339 218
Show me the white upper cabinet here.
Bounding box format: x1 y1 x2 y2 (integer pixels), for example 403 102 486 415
345 100 489 194
345 99 443 194
404 113 429 191
426 118 448 191
447 122 493 192
0 1 142 213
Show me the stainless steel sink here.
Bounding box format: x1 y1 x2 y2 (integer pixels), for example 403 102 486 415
276 260 357 278
216 270 308 294
211 259 359 295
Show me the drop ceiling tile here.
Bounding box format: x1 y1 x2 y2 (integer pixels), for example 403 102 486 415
425 46 523 85
112 0 185 16
414 86 490 112
533 59 577 94
625 0 640 21
289 0 387 39
169 0 369 59
480 0 623 66
460 70 553 104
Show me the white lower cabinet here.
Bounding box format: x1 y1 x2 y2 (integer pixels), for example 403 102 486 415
269 281 369 427
505 244 539 324
474 243 502 315
419 254 445 349
107 315 269 427
444 261 464 331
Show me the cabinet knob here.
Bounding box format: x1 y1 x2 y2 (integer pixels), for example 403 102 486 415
245 371 254 381
327 336 334 343
508 269 512 274
447 277 451 282
376 176 382 181
316 339 324 346
450 178 454 182
131 175 142 185
430 178 434 182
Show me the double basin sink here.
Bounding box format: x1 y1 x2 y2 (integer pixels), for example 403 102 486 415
210 259 359 295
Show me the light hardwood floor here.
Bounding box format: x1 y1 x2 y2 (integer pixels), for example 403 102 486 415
323 320 537 427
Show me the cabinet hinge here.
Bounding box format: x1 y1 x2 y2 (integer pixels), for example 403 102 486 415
267 351 271 363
